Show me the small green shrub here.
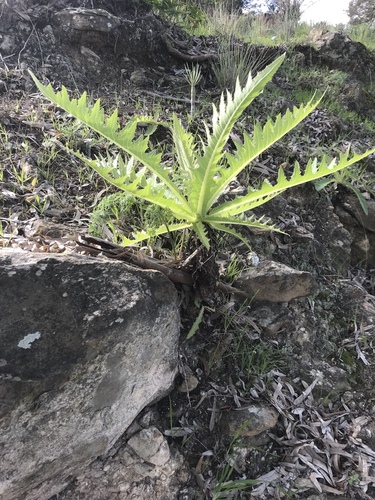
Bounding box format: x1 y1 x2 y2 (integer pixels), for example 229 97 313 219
144 0 205 29
198 2 242 38
30 54 375 250
89 192 174 243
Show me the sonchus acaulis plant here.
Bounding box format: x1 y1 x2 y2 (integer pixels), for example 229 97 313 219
29 54 375 250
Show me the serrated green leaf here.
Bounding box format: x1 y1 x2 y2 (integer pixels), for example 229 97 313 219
209 148 375 218
314 177 335 191
120 221 193 246
192 54 286 217
192 221 210 249
28 72 194 218
172 114 198 189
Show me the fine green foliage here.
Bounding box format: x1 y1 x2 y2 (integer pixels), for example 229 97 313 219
89 192 174 243
144 0 205 29
212 417 260 499
29 54 375 249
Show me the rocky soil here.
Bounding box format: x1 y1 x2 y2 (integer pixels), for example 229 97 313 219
1 1 375 499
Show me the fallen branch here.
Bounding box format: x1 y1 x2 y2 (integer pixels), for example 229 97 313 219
162 33 218 62
77 235 193 285
77 234 252 298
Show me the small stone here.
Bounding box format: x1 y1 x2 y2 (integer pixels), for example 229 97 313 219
178 374 199 393
234 260 316 302
342 194 375 232
220 405 278 437
130 70 145 86
81 46 101 60
127 427 171 466
0 35 17 55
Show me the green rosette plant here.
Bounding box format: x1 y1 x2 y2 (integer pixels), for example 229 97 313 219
29 54 375 249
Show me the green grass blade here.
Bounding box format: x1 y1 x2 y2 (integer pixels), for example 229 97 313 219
186 306 205 339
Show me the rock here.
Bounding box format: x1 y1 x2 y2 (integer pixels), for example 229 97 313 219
339 79 374 120
292 51 305 67
109 445 184 500
0 249 179 500
311 205 352 275
220 405 278 437
35 3 169 86
178 374 199 393
53 408 188 499
340 194 375 233
336 193 375 268
250 301 295 338
234 260 316 302
178 365 199 393
128 427 171 466
25 219 80 239
80 45 101 61
130 69 146 86
53 8 121 33
0 34 17 55
302 362 351 397
306 29 375 82
293 30 375 119
55 437 186 500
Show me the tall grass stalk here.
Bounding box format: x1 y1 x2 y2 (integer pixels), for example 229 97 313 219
212 36 274 90
202 2 242 38
201 3 275 90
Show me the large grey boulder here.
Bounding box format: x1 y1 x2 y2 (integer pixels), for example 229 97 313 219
0 249 180 500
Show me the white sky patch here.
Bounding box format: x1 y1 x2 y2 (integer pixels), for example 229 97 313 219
18 332 41 349
301 0 350 25
244 0 350 25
